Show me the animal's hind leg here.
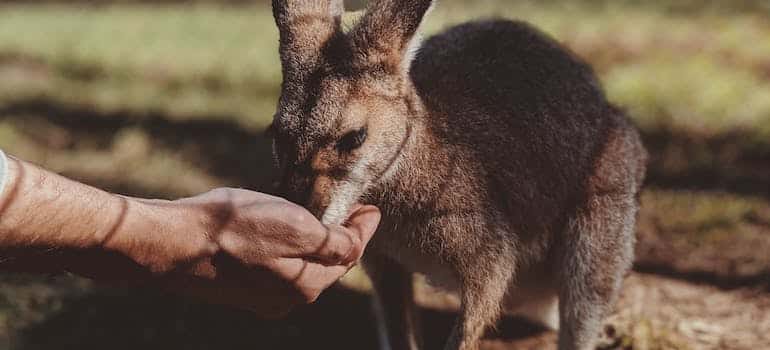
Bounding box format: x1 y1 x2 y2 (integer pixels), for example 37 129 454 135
558 193 637 350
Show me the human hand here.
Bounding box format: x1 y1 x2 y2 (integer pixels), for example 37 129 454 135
0 154 379 316
102 188 380 317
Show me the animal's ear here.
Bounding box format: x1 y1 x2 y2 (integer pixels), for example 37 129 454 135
349 0 433 76
272 0 344 82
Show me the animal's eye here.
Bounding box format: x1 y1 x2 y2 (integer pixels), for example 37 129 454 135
337 127 367 152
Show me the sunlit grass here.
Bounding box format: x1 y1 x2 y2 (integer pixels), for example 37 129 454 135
606 57 770 138
0 4 281 84
0 4 281 127
1 2 770 137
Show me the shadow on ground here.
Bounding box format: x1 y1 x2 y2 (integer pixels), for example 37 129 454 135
15 285 547 350
642 128 770 199
2 98 769 199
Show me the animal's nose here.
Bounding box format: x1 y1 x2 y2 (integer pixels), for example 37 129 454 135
278 174 334 221
277 173 313 207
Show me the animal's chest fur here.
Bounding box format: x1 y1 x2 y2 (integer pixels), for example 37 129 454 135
371 227 461 291
364 146 495 292
367 209 468 292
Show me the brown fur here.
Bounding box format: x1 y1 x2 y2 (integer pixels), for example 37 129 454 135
269 1 648 349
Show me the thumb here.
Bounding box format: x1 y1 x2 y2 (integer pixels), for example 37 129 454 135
344 205 381 260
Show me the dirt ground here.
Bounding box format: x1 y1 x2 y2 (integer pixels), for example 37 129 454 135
476 273 770 349
6 270 766 350
351 271 768 350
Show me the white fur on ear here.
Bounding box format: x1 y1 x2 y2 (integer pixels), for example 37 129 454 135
400 0 435 76
401 32 423 76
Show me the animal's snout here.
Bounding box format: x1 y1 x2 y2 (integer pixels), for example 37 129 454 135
277 172 334 220
277 171 312 204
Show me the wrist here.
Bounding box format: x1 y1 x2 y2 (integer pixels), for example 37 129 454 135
101 197 218 276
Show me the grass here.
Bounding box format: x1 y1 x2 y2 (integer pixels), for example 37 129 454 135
606 58 770 138
1 2 770 137
0 4 281 127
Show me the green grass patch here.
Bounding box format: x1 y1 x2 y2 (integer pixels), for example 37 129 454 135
0 4 281 127
2 2 770 138
606 57 770 138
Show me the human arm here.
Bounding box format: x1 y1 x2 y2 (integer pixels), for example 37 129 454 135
0 151 380 316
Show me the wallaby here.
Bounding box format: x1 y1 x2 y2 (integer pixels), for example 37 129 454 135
268 1 647 349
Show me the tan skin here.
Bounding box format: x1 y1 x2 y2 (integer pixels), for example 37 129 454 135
0 153 380 317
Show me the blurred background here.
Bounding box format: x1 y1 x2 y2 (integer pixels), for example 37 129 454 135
0 0 769 349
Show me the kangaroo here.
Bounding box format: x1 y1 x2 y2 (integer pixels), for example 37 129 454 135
268 1 647 349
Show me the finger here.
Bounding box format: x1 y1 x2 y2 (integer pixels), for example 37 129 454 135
273 258 351 303
308 204 381 265
304 224 359 265
344 205 381 253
